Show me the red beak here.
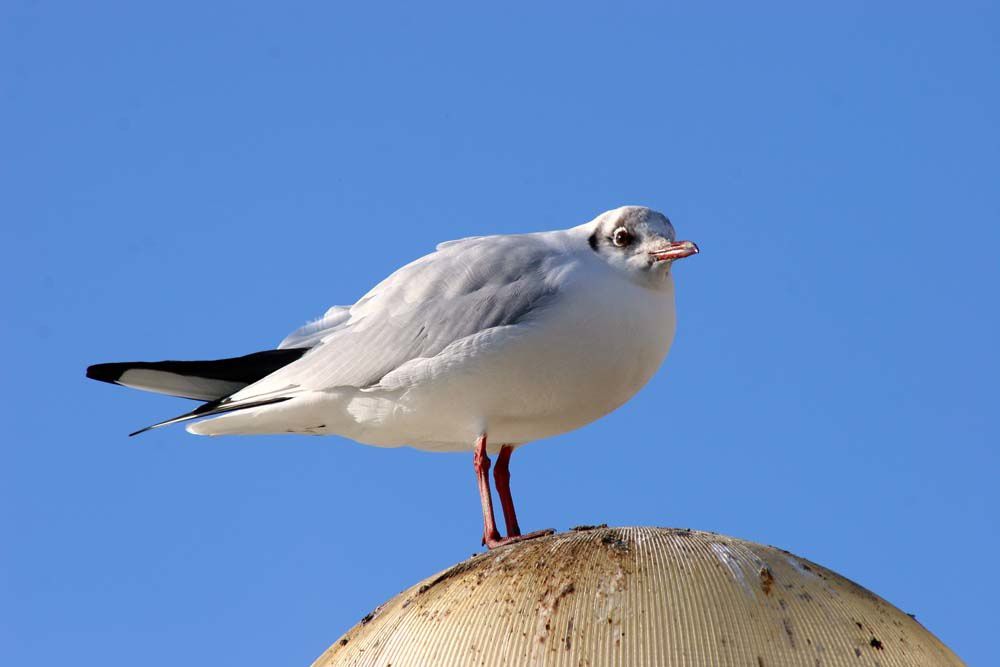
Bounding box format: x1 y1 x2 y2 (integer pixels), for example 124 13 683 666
650 240 699 262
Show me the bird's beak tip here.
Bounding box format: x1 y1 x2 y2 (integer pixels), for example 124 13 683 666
650 240 699 262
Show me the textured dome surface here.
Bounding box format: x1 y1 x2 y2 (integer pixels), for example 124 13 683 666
311 526 962 666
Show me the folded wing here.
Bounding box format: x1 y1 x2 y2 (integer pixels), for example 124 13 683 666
225 232 566 403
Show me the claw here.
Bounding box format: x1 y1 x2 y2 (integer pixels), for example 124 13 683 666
484 528 555 550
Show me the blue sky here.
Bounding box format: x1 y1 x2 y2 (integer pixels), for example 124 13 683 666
2 2 997 664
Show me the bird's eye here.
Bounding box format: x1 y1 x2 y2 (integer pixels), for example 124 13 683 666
612 227 632 247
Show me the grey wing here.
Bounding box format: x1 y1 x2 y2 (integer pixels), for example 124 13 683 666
228 232 566 400
277 306 351 350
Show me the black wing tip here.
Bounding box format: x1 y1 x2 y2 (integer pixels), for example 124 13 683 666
86 362 126 384
85 349 310 387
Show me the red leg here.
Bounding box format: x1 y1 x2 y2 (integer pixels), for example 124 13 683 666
494 445 521 537
474 434 503 547
473 436 554 550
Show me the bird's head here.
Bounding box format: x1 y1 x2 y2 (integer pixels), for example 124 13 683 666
586 206 698 287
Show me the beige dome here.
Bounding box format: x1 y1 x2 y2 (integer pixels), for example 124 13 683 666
311 526 962 666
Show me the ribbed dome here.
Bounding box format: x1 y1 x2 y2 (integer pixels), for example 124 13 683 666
311 526 961 666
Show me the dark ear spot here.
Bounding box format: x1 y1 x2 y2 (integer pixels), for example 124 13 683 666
588 232 599 251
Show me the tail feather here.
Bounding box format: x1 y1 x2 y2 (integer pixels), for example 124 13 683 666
87 348 310 436
86 349 308 401
128 395 295 437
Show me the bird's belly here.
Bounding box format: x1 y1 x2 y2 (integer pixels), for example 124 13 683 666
348 284 677 451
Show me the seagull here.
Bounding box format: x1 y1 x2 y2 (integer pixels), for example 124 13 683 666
87 206 698 548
